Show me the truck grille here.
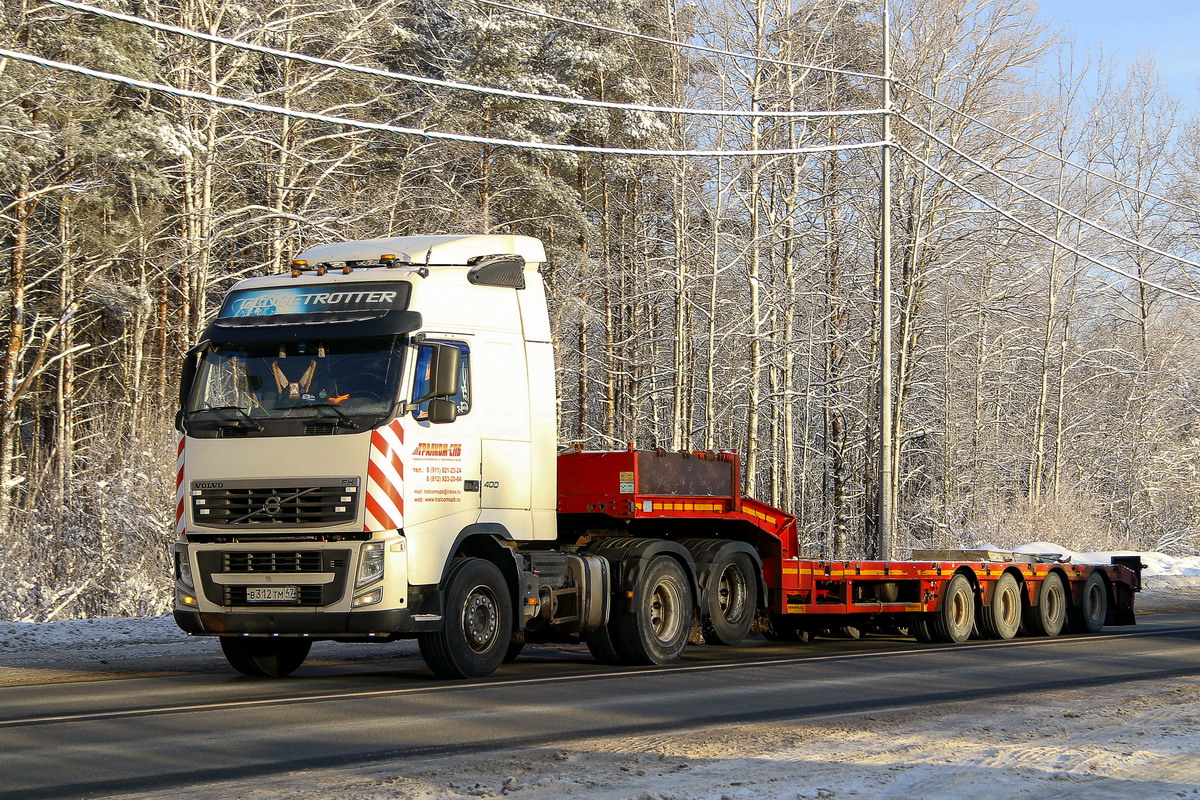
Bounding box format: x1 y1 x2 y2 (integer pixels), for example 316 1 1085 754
190 478 360 528
196 549 351 607
222 551 325 572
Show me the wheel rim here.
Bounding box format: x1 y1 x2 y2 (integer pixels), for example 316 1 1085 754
951 586 971 633
1086 582 1104 623
649 577 683 644
998 582 1019 629
1046 581 1063 623
463 584 499 653
716 563 748 622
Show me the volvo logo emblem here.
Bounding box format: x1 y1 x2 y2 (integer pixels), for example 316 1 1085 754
263 495 283 516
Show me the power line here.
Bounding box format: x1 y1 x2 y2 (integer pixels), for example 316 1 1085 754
898 111 1200 275
899 144 1200 304
47 0 881 121
463 0 886 82
0 47 884 158
895 80 1200 218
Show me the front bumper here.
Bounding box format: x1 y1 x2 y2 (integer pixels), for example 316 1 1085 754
174 606 442 637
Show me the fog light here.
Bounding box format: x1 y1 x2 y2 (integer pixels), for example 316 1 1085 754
353 588 383 607
180 594 197 606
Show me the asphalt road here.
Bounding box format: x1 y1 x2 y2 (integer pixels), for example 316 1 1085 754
3 613 1200 800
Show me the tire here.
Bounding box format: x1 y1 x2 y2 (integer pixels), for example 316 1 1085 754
584 621 628 664
765 614 811 643
503 633 525 663
611 555 694 665
418 558 513 679
1069 572 1108 634
831 624 862 640
930 574 975 643
220 636 311 677
701 551 758 646
908 614 936 643
1024 571 1067 637
979 573 1021 640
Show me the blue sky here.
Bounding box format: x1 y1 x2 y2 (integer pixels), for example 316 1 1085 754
1035 0 1200 110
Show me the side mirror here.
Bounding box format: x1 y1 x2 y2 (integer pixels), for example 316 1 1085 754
178 340 208 410
430 344 460 398
427 398 458 424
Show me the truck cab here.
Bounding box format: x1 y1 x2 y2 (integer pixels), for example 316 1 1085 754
173 235 571 676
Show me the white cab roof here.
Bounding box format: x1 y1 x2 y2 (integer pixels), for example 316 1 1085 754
295 235 546 266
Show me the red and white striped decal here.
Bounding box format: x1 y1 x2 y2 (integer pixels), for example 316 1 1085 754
174 435 186 535
365 418 405 531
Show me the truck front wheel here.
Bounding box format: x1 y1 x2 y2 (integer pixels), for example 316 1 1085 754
220 636 311 677
419 558 513 679
613 555 694 665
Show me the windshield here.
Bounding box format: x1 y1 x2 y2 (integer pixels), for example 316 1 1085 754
183 337 404 436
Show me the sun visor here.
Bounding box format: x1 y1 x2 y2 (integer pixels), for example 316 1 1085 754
204 281 421 342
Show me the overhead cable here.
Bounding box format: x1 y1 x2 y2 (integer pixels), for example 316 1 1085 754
899 145 1200 304
0 48 884 157
898 112 1200 274
465 0 886 82
46 0 880 120
895 80 1200 217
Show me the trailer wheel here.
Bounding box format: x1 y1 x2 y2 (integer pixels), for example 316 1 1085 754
930 574 975 643
979 573 1021 640
908 614 935 642
418 557 513 679
765 614 811 643
1024 571 1067 637
613 555 694 665
1068 572 1108 634
219 636 311 677
701 552 758 646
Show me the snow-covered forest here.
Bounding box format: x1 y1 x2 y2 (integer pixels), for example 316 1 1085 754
3 0 1200 621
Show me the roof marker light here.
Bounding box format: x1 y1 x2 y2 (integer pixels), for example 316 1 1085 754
291 259 308 278
316 264 327 276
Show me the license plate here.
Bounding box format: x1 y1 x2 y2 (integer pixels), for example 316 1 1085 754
245 586 298 603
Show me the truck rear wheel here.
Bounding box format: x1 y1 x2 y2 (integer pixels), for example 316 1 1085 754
1024 572 1067 637
930 574 975 643
418 557 513 679
1068 572 1108 634
612 555 694 665
979 573 1021 640
220 636 311 677
701 551 758 646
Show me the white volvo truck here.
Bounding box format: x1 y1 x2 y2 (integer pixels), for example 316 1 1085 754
173 234 1139 679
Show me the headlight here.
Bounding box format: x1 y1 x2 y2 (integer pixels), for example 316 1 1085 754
176 548 194 587
356 542 385 587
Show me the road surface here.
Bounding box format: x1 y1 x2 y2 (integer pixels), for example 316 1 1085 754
2 612 1199 799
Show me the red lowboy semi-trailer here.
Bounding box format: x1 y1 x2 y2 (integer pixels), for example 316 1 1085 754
557 447 1139 647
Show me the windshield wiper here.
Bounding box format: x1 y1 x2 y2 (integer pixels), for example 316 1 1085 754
292 402 359 429
185 405 264 431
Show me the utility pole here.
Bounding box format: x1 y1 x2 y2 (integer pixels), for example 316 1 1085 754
878 0 896 560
